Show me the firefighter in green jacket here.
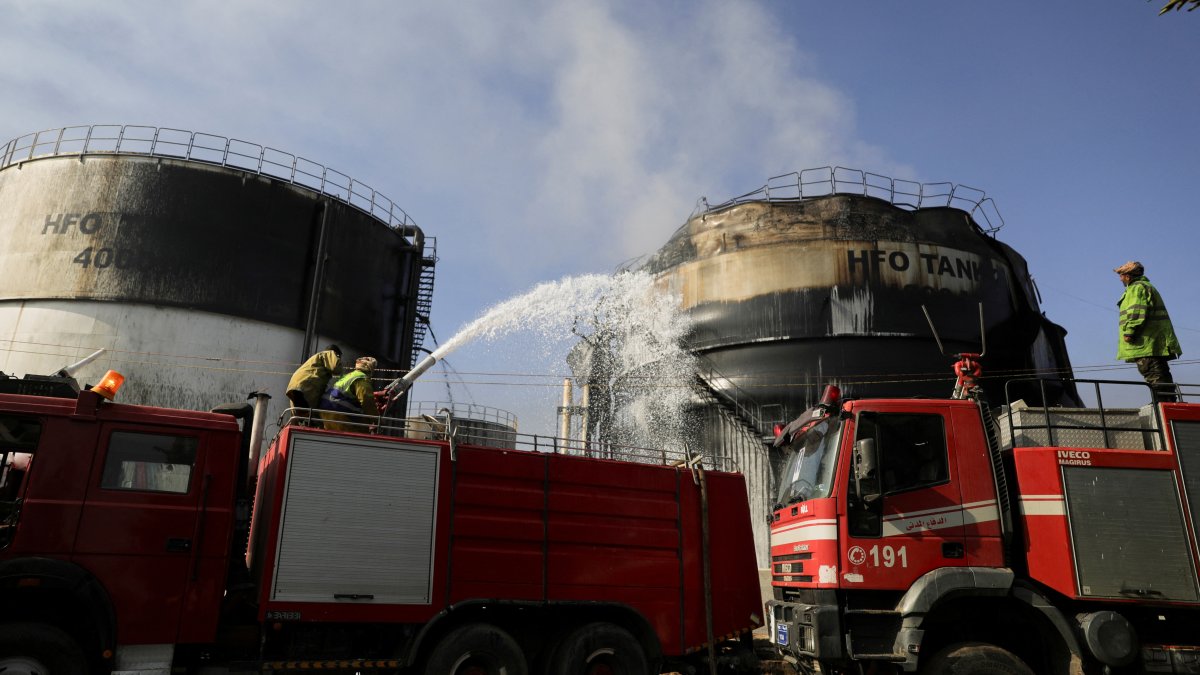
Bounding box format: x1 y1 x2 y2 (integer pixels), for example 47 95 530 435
1115 261 1182 402
319 356 380 432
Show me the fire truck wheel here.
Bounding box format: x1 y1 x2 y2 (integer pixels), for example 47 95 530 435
423 622 529 675
547 622 648 675
0 621 88 674
921 642 1034 675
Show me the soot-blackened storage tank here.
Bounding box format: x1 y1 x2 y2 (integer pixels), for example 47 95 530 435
642 168 1079 426
0 125 435 428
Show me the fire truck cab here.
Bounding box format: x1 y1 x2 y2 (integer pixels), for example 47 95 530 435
0 384 245 672
768 381 1200 674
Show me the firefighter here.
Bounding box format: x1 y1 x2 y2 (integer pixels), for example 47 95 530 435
285 344 342 412
1115 261 1182 402
319 356 380 432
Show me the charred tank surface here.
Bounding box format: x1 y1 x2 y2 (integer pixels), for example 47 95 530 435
0 125 435 422
642 169 1079 428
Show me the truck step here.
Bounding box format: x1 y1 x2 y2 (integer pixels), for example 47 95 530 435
842 609 901 617
847 652 907 662
261 659 401 672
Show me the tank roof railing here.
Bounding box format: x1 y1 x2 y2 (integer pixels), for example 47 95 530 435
407 400 518 430
706 166 1005 235
0 124 420 234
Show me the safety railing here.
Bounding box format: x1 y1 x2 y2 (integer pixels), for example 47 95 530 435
699 166 1005 234
998 378 1187 451
279 407 734 472
0 125 418 232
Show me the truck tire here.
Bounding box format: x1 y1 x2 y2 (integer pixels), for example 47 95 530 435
0 621 88 674
921 642 1034 675
547 622 649 675
423 622 528 675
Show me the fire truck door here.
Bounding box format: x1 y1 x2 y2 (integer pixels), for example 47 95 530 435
73 426 205 645
842 410 966 590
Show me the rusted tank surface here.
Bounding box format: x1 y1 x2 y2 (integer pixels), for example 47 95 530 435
0 125 434 426
642 176 1078 426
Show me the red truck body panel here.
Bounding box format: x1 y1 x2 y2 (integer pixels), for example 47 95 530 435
1014 402 1200 606
249 426 762 656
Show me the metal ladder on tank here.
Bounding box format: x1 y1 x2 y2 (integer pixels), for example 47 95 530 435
691 351 775 443
411 239 438 365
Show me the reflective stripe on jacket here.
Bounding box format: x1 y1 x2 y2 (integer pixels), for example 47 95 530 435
1117 276 1182 361
321 370 367 413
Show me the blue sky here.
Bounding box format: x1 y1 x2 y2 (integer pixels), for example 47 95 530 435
2 1 1196 431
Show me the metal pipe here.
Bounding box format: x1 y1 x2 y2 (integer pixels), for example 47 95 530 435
56 348 106 377
383 351 440 399
404 351 440 387
579 383 591 448
246 391 271 490
301 201 331 360
699 464 717 675
558 378 573 443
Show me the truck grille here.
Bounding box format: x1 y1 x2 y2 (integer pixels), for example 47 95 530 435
773 552 813 581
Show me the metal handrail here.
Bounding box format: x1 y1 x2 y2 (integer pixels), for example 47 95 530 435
692 354 772 436
705 166 1005 234
999 377 1186 451
0 124 419 233
278 407 733 472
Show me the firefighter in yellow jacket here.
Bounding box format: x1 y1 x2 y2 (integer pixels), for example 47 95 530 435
319 356 380 432
1115 261 1182 401
285 344 342 410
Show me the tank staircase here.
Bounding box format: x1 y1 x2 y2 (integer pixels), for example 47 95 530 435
411 238 438 367
692 352 776 444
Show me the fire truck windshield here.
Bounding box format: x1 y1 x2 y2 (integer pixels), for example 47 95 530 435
774 416 841 508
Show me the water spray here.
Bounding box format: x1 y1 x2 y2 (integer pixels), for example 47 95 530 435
376 272 695 451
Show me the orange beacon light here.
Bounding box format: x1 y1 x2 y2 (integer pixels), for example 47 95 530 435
90 370 126 400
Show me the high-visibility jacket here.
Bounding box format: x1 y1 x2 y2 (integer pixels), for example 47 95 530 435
320 369 379 416
285 349 340 407
1117 276 1182 361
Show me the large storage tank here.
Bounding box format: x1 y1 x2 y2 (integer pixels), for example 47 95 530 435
406 401 519 449
638 168 1079 565
0 125 435 429
643 168 1078 423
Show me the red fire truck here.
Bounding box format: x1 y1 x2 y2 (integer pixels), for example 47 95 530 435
767 362 1200 674
0 371 762 674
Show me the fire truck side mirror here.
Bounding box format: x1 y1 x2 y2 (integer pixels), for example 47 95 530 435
854 438 879 502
